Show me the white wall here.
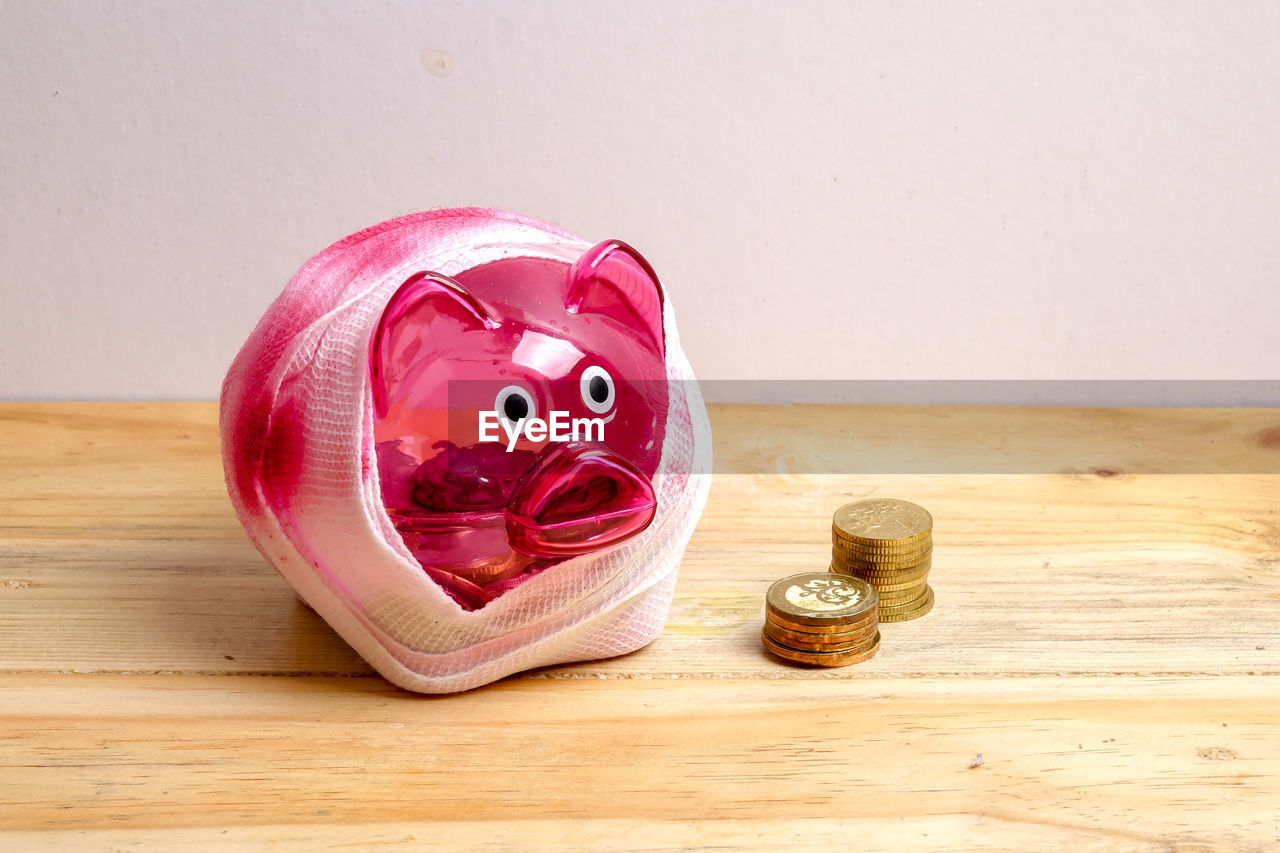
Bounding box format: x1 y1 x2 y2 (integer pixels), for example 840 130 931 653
2 1 1278 403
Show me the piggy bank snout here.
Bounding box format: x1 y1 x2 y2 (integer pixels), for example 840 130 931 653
505 442 657 558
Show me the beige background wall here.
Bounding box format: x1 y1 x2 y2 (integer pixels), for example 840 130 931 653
2 1 1277 402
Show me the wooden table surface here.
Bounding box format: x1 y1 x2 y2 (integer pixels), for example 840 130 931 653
1 402 1278 851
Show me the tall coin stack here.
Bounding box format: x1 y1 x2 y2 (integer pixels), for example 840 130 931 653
762 573 881 666
830 498 935 623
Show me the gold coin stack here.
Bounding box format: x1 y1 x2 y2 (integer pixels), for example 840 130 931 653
762 572 881 666
830 498 935 623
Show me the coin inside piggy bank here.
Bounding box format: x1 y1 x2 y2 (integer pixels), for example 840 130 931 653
371 241 670 609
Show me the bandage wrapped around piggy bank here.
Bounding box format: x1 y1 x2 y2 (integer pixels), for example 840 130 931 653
221 208 711 693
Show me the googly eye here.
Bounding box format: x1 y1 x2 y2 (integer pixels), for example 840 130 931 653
494 385 536 426
580 365 615 415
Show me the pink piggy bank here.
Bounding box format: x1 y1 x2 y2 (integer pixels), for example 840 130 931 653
372 240 672 609
221 209 711 693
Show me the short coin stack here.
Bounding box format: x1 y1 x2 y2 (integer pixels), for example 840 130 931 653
830 498 935 623
762 572 881 666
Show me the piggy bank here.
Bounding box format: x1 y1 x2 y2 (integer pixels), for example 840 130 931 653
373 240 672 610
221 208 711 693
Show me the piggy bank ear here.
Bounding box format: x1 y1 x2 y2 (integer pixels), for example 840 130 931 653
369 271 499 417
565 240 665 356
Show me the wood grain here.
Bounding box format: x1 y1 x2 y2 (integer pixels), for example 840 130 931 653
0 675 1276 851
0 402 1278 850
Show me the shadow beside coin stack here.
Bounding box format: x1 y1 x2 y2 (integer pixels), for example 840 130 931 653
762 573 881 666
830 498 935 623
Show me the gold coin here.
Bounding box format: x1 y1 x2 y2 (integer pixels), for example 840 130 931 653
833 558 932 575
762 629 882 667
832 537 932 556
833 572 931 594
768 629 878 655
832 553 933 574
765 573 877 628
831 545 933 567
833 553 931 569
757 614 880 648
830 534 934 557
837 573 930 593
766 609 878 635
877 586 931 613
877 587 929 607
829 555 931 573
845 554 933 571
832 499 932 546
844 550 936 571
831 553 933 572
764 628 878 653
878 593 929 613
875 577 927 594
833 560 931 578
846 565 932 586
873 573 929 591
878 586 935 623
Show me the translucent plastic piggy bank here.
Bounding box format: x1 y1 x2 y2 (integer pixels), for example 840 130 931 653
373 240 671 609
222 209 711 693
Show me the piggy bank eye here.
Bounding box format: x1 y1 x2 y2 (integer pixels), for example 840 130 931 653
495 385 536 425
580 366 615 414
